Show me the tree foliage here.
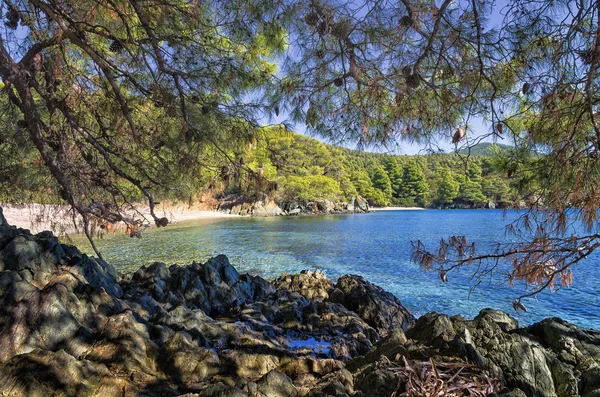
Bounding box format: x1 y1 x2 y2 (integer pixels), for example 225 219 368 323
0 0 286 252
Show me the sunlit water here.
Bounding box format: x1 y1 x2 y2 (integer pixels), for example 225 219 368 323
69 209 600 329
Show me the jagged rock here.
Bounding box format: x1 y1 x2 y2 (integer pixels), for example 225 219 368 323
353 355 400 396
221 349 281 379
331 275 415 335
125 255 275 316
354 196 369 212
256 370 298 397
308 368 355 396
198 383 248 397
272 269 333 301
350 329 408 368
444 310 585 397
406 312 456 347
0 234 58 283
162 331 221 383
0 349 137 397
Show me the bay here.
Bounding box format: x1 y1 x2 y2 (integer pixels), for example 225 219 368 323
71 209 600 329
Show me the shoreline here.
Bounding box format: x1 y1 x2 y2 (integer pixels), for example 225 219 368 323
0 203 240 235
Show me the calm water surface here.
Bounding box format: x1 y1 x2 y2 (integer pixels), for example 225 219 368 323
71 209 600 329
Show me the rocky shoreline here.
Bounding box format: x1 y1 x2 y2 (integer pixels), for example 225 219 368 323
216 195 371 217
0 221 599 396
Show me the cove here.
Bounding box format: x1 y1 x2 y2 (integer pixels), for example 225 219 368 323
71 209 600 329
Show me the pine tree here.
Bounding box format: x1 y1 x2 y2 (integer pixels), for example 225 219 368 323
370 166 393 206
400 162 429 206
434 166 459 205
384 157 403 201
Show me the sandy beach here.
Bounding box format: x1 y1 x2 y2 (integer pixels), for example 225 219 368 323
0 203 423 234
1 204 239 235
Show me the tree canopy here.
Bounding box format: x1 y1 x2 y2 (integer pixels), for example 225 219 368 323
0 0 286 252
1 0 600 305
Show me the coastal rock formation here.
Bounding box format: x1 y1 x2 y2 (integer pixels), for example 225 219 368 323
217 195 370 217
0 223 598 396
330 274 416 334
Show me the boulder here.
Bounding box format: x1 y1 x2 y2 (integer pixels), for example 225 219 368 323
161 331 221 383
354 196 369 212
0 349 136 397
406 312 456 347
272 269 333 301
256 370 298 397
252 200 284 216
331 274 415 335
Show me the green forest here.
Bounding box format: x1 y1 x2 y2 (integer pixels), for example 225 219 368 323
222 127 530 208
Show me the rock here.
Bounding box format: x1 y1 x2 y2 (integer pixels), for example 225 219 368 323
252 200 284 216
202 254 240 286
406 312 456 347
0 272 86 363
198 383 248 397
0 207 7 226
272 269 333 301
162 331 221 383
353 356 400 397
125 255 275 317
349 329 408 369
316 200 336 214
306 368 354 396
449 309 566 397
354 196 369 212
332 275 415 335
2 221 600 397
256 370 298 397
0 349 136 397
526 317 600 363
221 350 280 379
0 234 55 283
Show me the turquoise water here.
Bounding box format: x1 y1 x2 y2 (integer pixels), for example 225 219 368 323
72 209 600 329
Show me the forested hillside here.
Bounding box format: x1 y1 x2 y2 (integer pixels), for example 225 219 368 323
1 123 532 210
217 126 532 208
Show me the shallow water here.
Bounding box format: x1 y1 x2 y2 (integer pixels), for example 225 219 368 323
70 209 600 329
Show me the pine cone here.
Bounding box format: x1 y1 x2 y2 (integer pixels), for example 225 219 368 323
400 15 413 27
5 8 19 30
406 73 420 88
109 40 123 53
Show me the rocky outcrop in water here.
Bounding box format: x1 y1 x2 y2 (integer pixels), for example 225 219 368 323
0 223 598 396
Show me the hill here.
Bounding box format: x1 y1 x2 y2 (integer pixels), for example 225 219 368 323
213 127 523 208
456 142 514 156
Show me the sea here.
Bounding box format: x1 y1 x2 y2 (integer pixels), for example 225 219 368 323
70 209 600 329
